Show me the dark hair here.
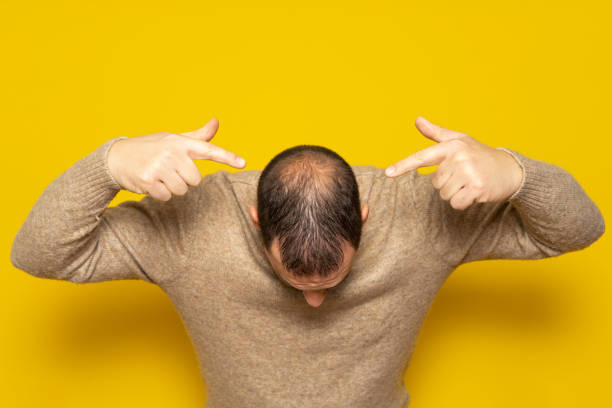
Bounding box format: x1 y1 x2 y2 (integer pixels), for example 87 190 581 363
256 145 362 278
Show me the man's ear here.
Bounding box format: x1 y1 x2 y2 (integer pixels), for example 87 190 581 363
361 203 369 224
249 205 261 231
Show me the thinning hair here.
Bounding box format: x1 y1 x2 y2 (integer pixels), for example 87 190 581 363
256 145 362 278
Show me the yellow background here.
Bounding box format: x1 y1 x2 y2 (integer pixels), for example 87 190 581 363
2 1 610 406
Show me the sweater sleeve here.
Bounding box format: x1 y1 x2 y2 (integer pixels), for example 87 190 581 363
409 148 606 267
10 137 200 285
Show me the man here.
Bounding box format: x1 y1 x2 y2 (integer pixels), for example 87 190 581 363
10 116 605 407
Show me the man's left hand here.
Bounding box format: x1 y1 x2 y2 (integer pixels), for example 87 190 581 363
385 116 524 211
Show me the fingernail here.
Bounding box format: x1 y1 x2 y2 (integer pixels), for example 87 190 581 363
237 158 246 167
385 167 395 176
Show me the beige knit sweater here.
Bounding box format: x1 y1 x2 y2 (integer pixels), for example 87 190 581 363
10 137 605 407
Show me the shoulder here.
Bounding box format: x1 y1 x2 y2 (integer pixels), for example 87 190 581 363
195 166 422 204
350 164 417 182
196 169 261 191
226 169 262 186
193 169 260 215
350 165 386 179
350 164 419 190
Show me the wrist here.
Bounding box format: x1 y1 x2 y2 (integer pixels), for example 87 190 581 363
496 147 524 200
106 136 129 190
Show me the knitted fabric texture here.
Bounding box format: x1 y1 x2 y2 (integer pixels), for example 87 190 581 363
11 138 605 408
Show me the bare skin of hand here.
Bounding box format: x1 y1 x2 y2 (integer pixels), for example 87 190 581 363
385 116 523 211
107 118 246 201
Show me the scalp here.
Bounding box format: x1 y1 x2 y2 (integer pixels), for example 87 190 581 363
275 152 341 201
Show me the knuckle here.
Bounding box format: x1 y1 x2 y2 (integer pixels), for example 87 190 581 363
145 164 163 180
139 172 155 185
452 151 469 163
471 180 484 191
162 135 187 155
159 149 175 161
475 194 487 203
449 138 467 150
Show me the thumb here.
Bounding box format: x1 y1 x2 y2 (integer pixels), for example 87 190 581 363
415 116 459 143
180 117 219 141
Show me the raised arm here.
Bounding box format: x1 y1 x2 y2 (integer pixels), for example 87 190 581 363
10 119 246 284
387 116 605 266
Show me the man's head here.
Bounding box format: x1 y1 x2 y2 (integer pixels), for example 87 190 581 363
248 145 369 308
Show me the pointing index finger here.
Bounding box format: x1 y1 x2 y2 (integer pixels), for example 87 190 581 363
184 139 246 169
385 142 451 177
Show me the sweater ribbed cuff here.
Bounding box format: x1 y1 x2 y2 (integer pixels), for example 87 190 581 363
495 147 553 212
103 136 129 190
68 136 129 207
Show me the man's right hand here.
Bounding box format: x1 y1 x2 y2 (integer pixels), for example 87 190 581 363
107 118 246 201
